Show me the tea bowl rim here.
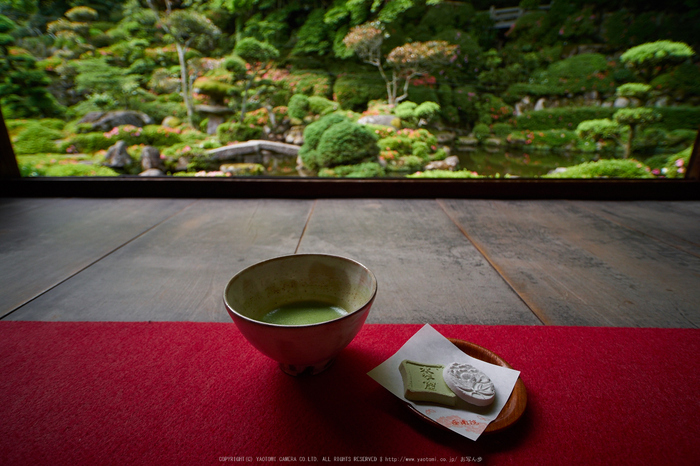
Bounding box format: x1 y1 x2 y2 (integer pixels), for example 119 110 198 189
223 253 378 328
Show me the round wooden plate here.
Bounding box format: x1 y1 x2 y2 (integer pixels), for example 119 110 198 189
406 338 527 434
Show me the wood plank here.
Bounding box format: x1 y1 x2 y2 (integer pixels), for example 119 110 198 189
6 199 313 322
0 198 193 318
576 201 700 257
440 199 700 328
296 199 540 325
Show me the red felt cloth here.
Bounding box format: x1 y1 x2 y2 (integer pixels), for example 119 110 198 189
1 322 698 465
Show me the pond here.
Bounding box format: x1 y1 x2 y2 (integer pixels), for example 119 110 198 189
263 147 602 178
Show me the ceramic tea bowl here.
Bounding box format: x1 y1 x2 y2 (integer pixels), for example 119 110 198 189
223 254 378 375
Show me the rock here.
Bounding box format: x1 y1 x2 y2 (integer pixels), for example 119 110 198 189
161 116 181 128
654 96 670 107
220 163 265 176
285 126 305 146
141 145 164 171
614 97 630 108
456 136 478 146
103 140 132 168
484 137 503 147
357 114 397 127
435 131 456 144
79 110 152 132
424 156 460 171
139 169 165 176
206 114 226 135
534 98 546 111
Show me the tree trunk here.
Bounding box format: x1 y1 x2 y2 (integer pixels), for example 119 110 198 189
175 42 194 127
624 125 635 158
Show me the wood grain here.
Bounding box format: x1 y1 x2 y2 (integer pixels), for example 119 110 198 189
5 199 313 322
296 199 540 325
439 199 700 328
0 198 193 318
575 201 700 257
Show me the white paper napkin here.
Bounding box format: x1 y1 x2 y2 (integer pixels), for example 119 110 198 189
367 324 520 441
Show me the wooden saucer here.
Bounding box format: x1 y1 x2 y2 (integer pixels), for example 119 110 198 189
406 338 526 434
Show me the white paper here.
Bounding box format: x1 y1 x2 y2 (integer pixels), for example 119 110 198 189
367 324 520 441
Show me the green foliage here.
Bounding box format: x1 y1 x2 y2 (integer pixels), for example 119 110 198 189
308 96 338 116
285 71 332 97
216 121 264 144
12 122 63 154
516 107 616 130
576 119 623 141
650 106 700 130
292 8 332 56
302 113 349 151
660 147 692 179
193 77 235 103
476 94 513 125
315 120 379 168
620 40 695 81
616 83 652 100
234 37 279 62
223 54 247 77
650 62 700 97
543 159 653 179
414 101 441 122
65 7 98 23
333 73 385 110
491 123 514 138
473 123 490 141
614 108 662 127
18 155 120 177
508 53 615 98
319 162 386 178
287 93 310 120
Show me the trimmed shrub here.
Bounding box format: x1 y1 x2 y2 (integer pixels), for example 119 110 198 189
660 147 692 179
516 107 616 130
543 159 653 179
315 120 379 168
319 162 386 178
308 96 338 115
492 123 514 137
287 94 310 120
473 123 490 141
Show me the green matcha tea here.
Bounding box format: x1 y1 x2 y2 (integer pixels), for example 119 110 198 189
261 300 348 325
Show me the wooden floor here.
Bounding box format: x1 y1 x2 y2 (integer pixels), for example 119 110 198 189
1 197 698 327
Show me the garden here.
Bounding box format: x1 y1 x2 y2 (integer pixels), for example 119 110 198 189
2 0 699 179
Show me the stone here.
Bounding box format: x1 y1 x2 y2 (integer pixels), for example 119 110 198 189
220 163 265 176
285 126 305 146
534 98 546 111
435 131 456 144
103 140 132 169
79 110 152 132
654 96 670 107
424 155 459 171
484 137 503 146
161 116 181 128
357 114 397 127
456 136 478 146
614 97 630 108
139 169 165 176
141 145 164 171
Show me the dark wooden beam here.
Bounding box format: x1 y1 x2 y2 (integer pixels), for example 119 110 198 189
0 108 20 179
1 176 699 199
